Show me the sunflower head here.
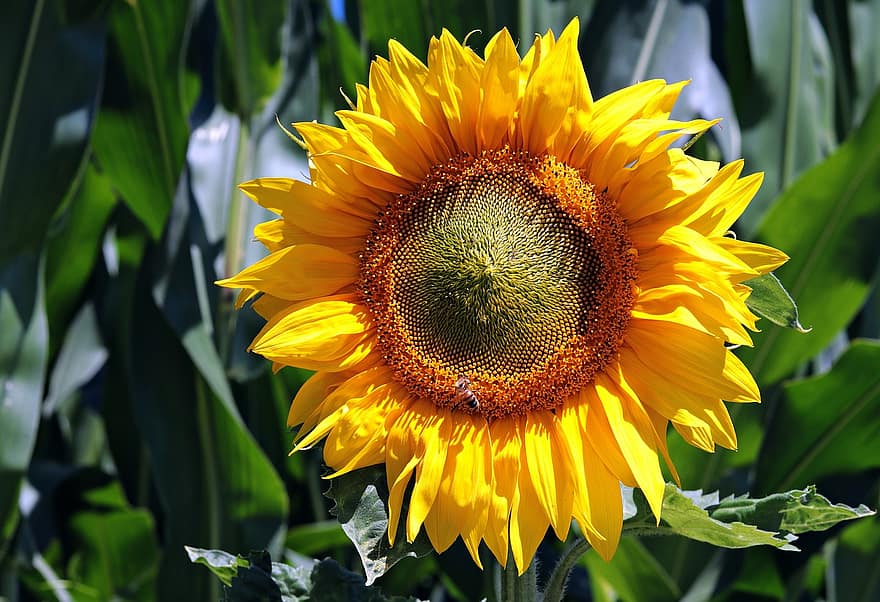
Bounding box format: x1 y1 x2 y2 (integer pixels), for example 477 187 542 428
218 18 788 573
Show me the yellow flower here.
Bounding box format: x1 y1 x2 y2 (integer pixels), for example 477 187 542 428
218 19 787 573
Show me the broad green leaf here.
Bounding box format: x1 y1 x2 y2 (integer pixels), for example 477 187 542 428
215 0 285 119
727 548 787 600
317 13 367 107
740 90 880 384
743 272 808 331
92 0 198 239
326 465 434 586
755 340 880 492
128 277 287 601
709 486 874 534
582 538 681 602
0 253 48 553
826 518 880 602
360 1 431 60
732 0 835 234
285 521 350 556
848 0 880 127
151 175 237 417
45 164 116 337
581 0 741 161
0 0 104 262
68 509 160 601
42 302 107 416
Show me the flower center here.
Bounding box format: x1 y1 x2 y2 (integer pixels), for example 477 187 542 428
360 148 637 419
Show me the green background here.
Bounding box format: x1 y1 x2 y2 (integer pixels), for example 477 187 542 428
1 0 878 600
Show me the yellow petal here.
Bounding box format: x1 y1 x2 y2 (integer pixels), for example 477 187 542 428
518 18 590 156
406 402 453 542
524 411 575 540
509 418 550 574
253 219 364 255
593 373 665 522
428 30 483 154
581 435 623 560
217 244 358 301
287 370 348 428
238 177 374 235
625 319 759 403
483 417 520 567
324 380 408 477
385 400 420 543
249 295 374 371
713 237 789 275
478 27 520 150
293 366 393 450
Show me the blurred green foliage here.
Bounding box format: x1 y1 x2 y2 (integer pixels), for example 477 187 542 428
1 0 878 600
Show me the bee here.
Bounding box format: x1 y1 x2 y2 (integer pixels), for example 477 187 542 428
452 375 479 410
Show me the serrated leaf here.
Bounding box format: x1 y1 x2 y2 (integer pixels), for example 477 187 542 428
710 486 874 534
189 549 415 602
627 484 798 550
743 272 808 331
224 550 283 602
326 465 434 586
185 546 249 587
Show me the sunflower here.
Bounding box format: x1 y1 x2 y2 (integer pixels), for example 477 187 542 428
218 18 787 573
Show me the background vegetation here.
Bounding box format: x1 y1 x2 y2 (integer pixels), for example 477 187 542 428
1 0 878 600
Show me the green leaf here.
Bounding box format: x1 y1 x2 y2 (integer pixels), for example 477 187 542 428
826 518 880 602
755 340 880 492
731 0 835 234
42 302 107 416
626 485 798 550
317 13 367 107
581 0 741 161
846 0 880 128
92 0 198 239
0 252 48 553
128 275 288 601
45 164 116 335
68 509 160 601
361 1 431 61
214 0 285 119
326 465 434 586
186 546 249 587
285 521 350 557
739 90 880 384
743 272 809 331
710 486 874 534
582 538 681 602
0 0 104 262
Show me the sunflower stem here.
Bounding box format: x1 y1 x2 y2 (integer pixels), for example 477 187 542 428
499 557 537 602
542 538 590 602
